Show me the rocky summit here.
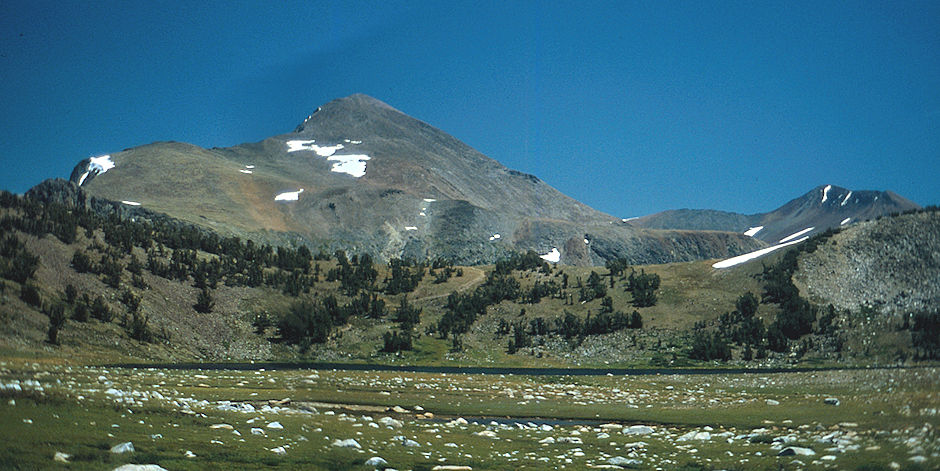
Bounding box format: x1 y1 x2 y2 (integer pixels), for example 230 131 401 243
66 94 761 265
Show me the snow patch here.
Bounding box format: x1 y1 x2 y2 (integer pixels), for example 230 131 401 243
89 155 115 173
489 234 501 241
779 227 814 244
419 212 426 216
744 226 764 237
841 191 852 206
712 237 810 269
821 184 832 203
621 217 638 222
286 140 316 152
121 201 141 206
327 154 370 178
584 238 590 244
343 139 362 145
405 226 418 231
239 169 253 174
274 189 303 201
540 248 561 263
79 155 115 186
286 139 345 156
423 198 437 203
840 217 851 226
286 140 371 177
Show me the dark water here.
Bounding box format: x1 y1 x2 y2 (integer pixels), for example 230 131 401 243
107 361 884 377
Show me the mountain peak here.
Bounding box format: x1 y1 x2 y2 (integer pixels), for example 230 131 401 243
294 94 398 133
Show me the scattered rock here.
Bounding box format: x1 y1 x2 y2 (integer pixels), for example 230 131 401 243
475 430 498 439
270 446 287 455
538 437 555 444
269 398 291 406
824 397 841 406
379 416 403 428
766 399 780 406
908 456 927 463
622 425 654 435
53 451 70 463
332 438 362 449
609 456 642 466
365 456 388 467
110 442 135 454
431 466 473 471
184 450 196 458
389 405 409 413
778 446 815 456
267 421 283 430
251 428 265 435
210 424 234 430
112 466 168 471
678 431 711 441
600 423 623 430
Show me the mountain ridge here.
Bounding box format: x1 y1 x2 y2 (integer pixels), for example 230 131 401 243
631 184 920 244
65 94 763 265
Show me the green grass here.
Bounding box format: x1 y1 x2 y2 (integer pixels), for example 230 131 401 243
0 361 936 470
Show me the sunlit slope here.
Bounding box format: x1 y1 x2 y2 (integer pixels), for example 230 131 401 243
71 94 763 265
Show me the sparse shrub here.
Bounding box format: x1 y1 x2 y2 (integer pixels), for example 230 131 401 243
555 311 582 339
910 309 940 360
90 295 113 322
64 284 78 305
126 311 153 342
45 301 67 344
70 250 93 274
277 300 332 345
131 273 148 289
627 269 660 307
252 312 272 335
689 330 731 361
392 296 421 329
381 330 413 353
72 301 89 322
1 234 39 283
120 289 141 313
20 283 41 308
507 322 530 354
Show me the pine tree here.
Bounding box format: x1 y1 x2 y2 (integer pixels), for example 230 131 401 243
193 287 214 313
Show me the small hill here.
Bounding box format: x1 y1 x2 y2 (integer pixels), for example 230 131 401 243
66 94 762 265
632 184 920 244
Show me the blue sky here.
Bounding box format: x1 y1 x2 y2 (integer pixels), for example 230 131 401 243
1 1 937 216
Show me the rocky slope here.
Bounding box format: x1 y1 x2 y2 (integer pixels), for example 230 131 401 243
67 94 762 265
794 210 940 316
632 184 920 244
